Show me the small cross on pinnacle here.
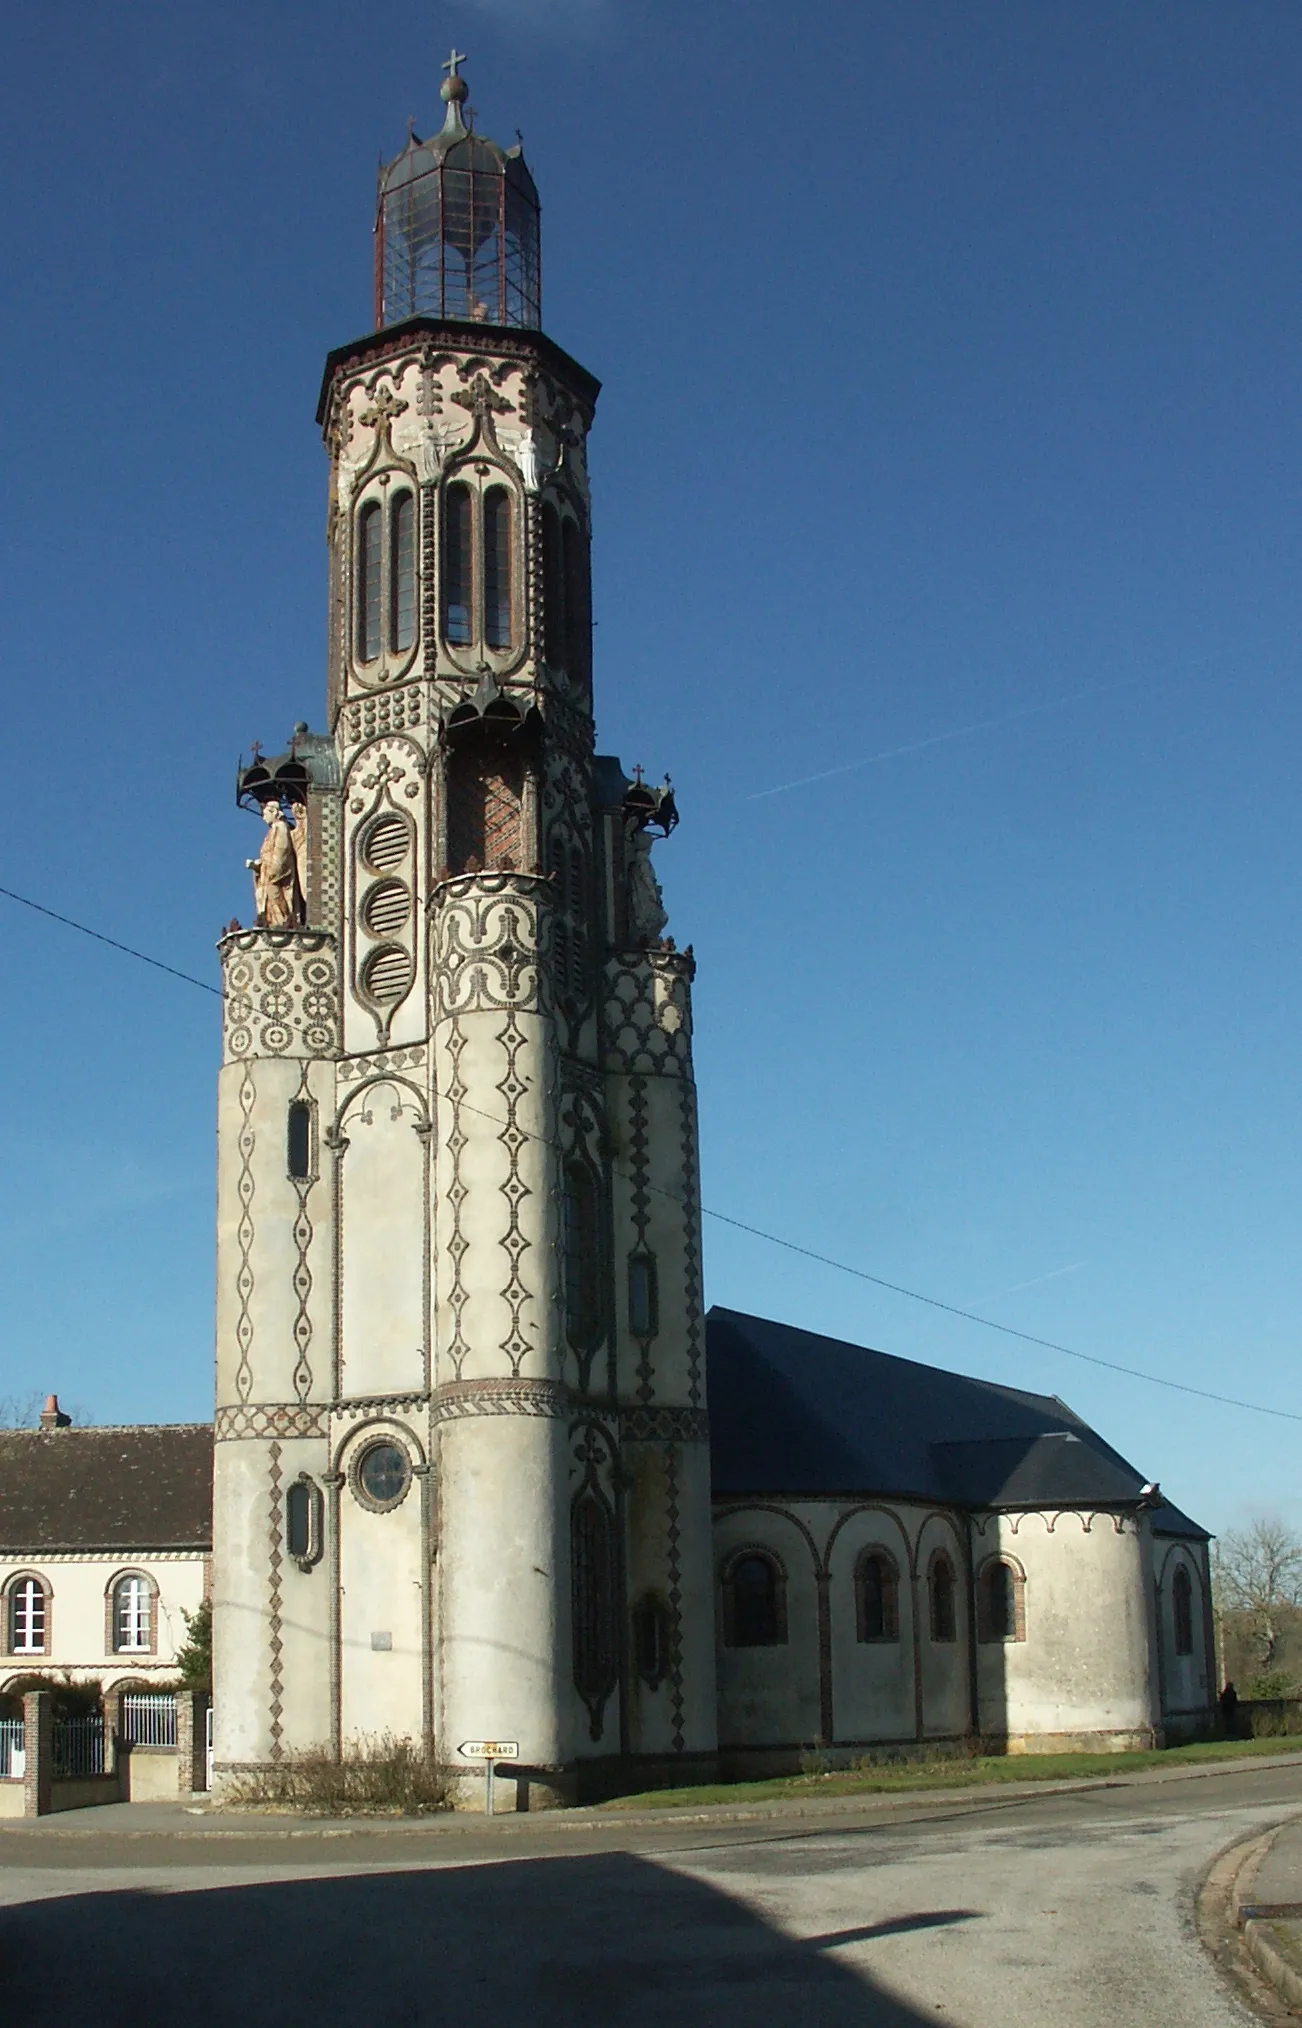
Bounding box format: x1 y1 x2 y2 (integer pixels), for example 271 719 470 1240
443 49 467 82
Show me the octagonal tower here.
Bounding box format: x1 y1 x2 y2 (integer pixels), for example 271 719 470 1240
212 53 717 1804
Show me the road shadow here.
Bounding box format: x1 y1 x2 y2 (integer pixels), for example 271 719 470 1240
0 1848 962 2027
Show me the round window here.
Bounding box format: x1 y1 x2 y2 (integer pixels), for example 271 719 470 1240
356 1441 411 1509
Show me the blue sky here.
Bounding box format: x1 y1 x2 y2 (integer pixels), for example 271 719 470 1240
1 1 1300 1535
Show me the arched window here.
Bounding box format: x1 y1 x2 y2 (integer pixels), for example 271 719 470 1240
286 1476 324 1569
445 741 523 876
855 1550 900 1643
627 1254 659 1339
723 1551 786 1648
541 501 564 665
390 490 416 652
978 1559 1023 1643
6 1576 48 1656
287 1100 313 1181
562 1162 602 1355
632 1595 670 1687
356 500 383 662
562 515 590 684
571 1489 618 1724
1172 1564 1194 1657
442 482 473 646
482 486 513 650
929 1554 957 1643
112 1575 153 1654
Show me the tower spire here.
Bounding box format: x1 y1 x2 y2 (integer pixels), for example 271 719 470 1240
440 47 469 136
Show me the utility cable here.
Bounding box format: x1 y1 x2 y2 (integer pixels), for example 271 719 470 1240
4 878 1298 1425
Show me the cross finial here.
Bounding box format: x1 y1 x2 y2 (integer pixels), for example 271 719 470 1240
443 48 467 82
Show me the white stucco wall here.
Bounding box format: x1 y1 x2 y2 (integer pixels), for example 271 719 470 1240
0 1551 207 1692
971 1510 1160 1747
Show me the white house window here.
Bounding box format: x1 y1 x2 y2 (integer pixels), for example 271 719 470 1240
113 1575 152 1653
9 1577 47 1654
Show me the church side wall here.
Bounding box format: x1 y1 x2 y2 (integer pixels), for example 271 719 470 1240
713 1498 1171 1768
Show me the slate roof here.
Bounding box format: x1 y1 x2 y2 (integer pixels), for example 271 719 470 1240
0 1426 213 1553
705 1308 1206 1538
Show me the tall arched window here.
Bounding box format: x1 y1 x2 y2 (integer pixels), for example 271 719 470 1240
541 502 564 665
357 500 383 662
562 515 590 684
1172 1564 1194 1656
286 1476 324 1570
482 486 513 650
929 1554 957 1643
443 482 473 646
112 1575 152 1654
7 1576 48 1656
446 741 523 875
287 1100 313 1181
571 1488 618 1725
563 1161 601 1355
978 1559 1023 1643
390 490 416 652
856 1550 900 1643
724 1552 786 1647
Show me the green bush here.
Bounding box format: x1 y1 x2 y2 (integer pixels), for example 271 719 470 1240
223 1734 450 1815
173 1600 212 1693
1246 1670 1297 1701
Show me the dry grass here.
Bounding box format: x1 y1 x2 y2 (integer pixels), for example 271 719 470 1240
222 1734 450 1815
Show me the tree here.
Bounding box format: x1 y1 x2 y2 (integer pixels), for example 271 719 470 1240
174 1599 212 1693
1214 1518 1302 1673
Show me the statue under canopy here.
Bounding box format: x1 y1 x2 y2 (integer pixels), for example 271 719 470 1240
248 800 308 927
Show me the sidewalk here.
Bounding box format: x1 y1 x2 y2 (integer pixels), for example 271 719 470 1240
1234 1810 1302 2010
4 1747 1302 1846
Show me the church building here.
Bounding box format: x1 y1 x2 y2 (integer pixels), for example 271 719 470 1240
196 57 1213 1803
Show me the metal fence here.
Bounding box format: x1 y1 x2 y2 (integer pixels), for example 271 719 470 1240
0 1717 23 1779
52 1713 105 1778
122 1692 177 1748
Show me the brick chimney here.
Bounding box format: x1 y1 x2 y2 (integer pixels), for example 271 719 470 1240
39 1394 71 1430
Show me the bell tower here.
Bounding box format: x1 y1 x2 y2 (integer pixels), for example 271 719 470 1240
212 54 717 1802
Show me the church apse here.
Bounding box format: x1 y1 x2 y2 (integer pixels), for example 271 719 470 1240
211 52 717 1801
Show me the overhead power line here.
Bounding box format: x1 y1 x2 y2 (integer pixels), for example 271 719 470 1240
3 878 1298 1426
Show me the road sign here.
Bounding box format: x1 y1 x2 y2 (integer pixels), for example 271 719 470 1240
458 1740 520 1760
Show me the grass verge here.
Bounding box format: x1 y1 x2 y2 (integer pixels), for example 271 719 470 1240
601 1735 1302 1811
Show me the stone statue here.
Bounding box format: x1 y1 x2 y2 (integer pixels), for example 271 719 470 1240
248 800 304 927
626 828 668 944
513 428 543 494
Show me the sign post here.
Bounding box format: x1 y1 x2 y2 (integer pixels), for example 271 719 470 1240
458 1739 520 1817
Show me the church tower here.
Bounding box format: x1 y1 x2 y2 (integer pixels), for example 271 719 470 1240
212 55 717 1802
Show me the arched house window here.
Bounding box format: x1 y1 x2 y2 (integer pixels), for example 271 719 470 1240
4 1574 49 1657
108 1572 156 1656
855 1549 900 1643
721 1549 787 1648
977 1558 1026 1644
1172 1563 1194 1657
928 1553 958 1644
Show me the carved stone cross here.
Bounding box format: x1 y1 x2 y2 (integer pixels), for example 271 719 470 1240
361 385 409 432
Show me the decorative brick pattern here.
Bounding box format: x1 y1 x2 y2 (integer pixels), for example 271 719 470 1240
221 931 339 1062
267 1442 284 1760
215 1404 329 1441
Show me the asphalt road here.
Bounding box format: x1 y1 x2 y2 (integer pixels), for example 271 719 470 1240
2 1762 1301 2027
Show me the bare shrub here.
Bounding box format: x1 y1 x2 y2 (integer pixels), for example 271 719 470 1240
223 1734 449 1815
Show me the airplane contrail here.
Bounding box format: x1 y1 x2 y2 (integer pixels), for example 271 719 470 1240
745 655 1223 801
967 1260 1089 1308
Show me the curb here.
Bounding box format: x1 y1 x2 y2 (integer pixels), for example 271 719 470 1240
1232 1824 1302 2014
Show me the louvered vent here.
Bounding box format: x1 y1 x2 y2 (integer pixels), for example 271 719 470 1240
363 814 409 873
363 879 411 936
362 945 415 1004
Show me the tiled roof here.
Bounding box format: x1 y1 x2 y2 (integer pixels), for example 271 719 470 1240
0 1425 213 1552
706 1308 1206 1538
